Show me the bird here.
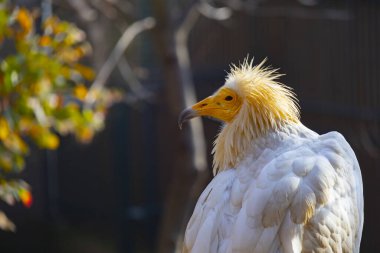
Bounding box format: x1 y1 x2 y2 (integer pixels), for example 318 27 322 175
178 58 364 253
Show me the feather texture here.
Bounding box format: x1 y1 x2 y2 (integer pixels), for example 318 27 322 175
184 124 363 253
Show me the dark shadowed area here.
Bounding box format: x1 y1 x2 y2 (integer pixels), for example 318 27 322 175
0 0 379 252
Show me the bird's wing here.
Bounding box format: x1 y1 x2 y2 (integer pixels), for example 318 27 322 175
297 132 363 253
184 169 236 253
184 131 363 253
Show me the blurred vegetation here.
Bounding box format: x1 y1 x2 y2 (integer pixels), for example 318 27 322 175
0 0 119 231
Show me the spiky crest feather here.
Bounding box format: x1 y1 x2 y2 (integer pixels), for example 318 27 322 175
212 58 300 174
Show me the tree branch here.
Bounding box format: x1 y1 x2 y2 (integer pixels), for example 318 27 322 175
175 6 205 173
84 17 156 106
41 0 53 22
197 1 232 20
117 56 155 102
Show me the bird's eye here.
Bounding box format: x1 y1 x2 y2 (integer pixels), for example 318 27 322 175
225 95 233 101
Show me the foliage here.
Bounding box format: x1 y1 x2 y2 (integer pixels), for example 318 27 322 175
0 2 119 230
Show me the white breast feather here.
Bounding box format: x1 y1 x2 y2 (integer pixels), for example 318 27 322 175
183 124 364 253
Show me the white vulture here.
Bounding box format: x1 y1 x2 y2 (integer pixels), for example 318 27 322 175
178 59 364 253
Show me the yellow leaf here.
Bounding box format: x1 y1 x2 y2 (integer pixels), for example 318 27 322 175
18 117 33 132
3 134 28 154
14 155 25 170
65 29 85 45
60 66 71 78
74 84 88 100
74 64 95 80
42 16 59 33
0 117 9 140
14 135 28 153
77 127 93 143
43 132 59 149
28 124 43 138
57 48 81 63
39 35 52 47
42 16 55 29
19 189 32 208
0 153 12 171
15 8 33 38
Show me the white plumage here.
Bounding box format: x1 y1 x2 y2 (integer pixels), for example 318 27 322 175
179 59 364 253
184 124 363 253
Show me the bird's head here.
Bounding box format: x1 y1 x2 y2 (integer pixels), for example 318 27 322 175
179 58 300 173
179 58 300 134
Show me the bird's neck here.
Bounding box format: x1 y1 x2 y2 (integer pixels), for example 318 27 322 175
212 104 300 175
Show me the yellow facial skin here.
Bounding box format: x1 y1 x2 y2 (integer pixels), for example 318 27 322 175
191 88 242 122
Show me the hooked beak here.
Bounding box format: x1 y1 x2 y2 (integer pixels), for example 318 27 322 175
178 107 198 130
178 87 242 130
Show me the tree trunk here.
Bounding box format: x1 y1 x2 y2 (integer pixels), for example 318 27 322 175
151 1 210 252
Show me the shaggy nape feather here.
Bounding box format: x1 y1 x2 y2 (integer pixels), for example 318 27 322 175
212 58 300 174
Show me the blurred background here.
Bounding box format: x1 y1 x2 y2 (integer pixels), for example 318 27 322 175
0 0 379 252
